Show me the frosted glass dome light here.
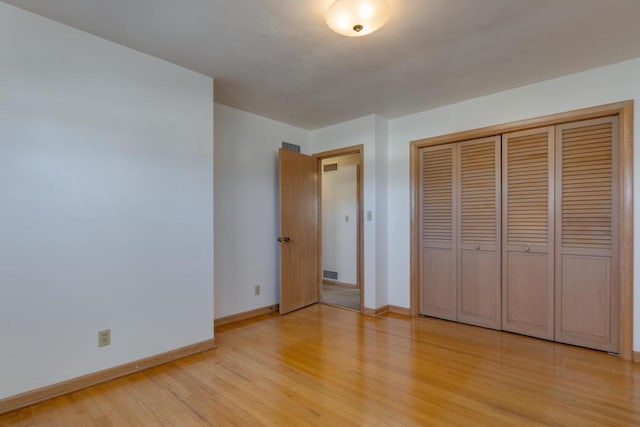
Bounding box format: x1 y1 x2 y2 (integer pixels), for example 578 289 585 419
325 0 391 37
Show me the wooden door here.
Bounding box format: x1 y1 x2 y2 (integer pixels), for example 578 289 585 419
456 136 501 329
279 149 319 315
502 127 555 340
555 117 618 352
419 144 457 320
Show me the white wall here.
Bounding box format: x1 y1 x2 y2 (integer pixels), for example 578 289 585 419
311 115 388 309
322 156 359 285
0 3 214 399
387 57 640 350
216 109 390 314
374 116 389 308
214 103 310 319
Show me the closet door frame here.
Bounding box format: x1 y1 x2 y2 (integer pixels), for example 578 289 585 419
410 100 633 360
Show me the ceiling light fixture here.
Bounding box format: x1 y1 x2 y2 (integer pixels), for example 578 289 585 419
325 0 391 37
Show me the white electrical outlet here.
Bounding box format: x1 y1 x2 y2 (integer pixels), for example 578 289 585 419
98 329 111 347
255 285 261 296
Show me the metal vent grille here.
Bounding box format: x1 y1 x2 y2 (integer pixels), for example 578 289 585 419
323 270 338 280
282 141 301 153
323 163 338 172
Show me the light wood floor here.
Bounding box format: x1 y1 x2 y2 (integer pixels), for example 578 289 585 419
2 304 640 426
320 283 360 311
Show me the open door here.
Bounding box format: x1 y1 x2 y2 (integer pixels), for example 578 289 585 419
279 148 320 314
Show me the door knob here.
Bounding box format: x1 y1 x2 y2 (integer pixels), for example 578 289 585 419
524 247 530 252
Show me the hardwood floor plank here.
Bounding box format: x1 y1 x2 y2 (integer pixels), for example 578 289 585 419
2 304 640 426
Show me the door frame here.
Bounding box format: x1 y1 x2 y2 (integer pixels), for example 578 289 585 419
409 100 634 360
313 145 365 313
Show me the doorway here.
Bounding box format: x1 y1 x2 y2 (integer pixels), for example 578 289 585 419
278 144 363 315
314 146 364 312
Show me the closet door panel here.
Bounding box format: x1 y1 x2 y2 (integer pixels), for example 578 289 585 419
502 128 555 340
459 249 499 326
419 144 456 320
556 117 618 352
457 137 501 329
505 252 549 330
560 255 611 341
421 248 455 319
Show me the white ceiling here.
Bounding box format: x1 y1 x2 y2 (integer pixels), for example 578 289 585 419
4 0 640 129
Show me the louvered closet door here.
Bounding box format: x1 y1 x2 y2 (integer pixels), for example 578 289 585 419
555 117 619 352
502 127 555 340
457 137 501 329
419 144 456 320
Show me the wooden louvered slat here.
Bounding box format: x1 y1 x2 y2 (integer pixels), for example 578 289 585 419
421 147 453 242
506 132 549 245
460 141 496 244
561 122 613 249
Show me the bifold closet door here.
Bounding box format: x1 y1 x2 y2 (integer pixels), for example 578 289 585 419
555 117 618 353
502 127 555 340
419 144 456 320
457 137 501 329
419 138 501 327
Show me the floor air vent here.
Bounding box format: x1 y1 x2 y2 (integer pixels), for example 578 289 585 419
323 270 338 280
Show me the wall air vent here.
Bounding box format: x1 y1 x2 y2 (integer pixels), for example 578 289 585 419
323 270 338 280
323 163 339 173
282 141 301 153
